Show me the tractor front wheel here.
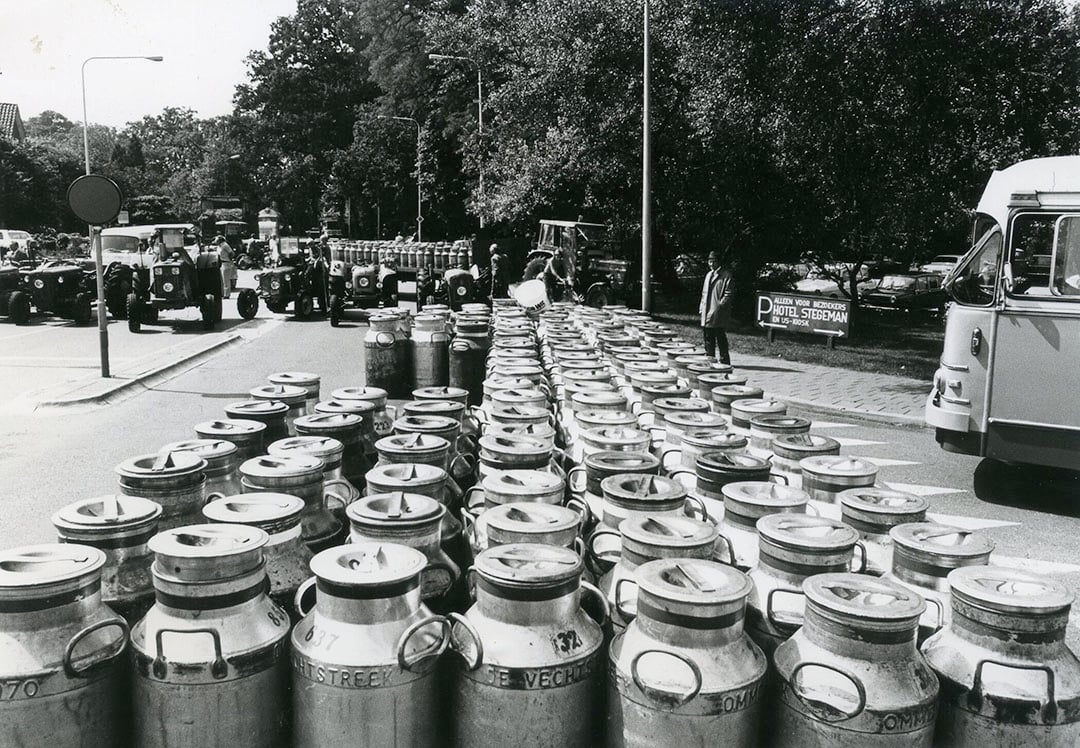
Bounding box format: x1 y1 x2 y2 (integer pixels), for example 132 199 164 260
329 294 342 327
9 291 31 325
72 293 92 326
237 289 259 320
201 294 216 330
127 293 142 332
296 294 314 319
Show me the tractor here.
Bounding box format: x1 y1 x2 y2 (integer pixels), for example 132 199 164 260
21 260 95 324
257 243 328 318
327 258 398 326
533 219 636 307
0 266 31 324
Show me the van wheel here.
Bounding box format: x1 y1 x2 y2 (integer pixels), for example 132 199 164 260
9 291 30 325
127 293 142 332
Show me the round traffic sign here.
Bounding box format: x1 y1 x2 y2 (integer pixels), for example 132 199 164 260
67 174 123 225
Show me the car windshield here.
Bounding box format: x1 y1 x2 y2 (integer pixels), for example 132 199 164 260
877 275 917 291
101 235 141 252
931 255 957 264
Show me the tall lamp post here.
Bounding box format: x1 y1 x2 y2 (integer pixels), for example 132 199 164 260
428 53 484 230
377 115 423 242
81 54 163 377
641 0 653 313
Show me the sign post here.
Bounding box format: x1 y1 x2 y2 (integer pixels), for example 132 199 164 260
756 292 851 347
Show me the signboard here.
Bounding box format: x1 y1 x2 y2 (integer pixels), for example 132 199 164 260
757 292 851 339
117 210 130 225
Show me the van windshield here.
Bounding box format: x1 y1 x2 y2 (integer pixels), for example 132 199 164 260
101 235 141 253
946 226 1002 306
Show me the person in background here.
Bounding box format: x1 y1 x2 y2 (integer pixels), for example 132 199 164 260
522 252 546 282
699 250 733 366
490 244 509 300
214 235 236 296
544 251 571 302
7 241 27 264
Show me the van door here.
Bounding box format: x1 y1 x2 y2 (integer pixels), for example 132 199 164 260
986 213 1080 468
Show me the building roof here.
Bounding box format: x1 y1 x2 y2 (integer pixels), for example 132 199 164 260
0 103 25 143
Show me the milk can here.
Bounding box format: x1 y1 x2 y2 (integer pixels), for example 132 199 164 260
251 383 308 434
132 525 291 748
730 399 787 437
449 544 607 747
345 492 460 612
838 488 929 576
660 410 727 451
116 450 214 531
570 451 660 518
291 543 450 748
748 415 812 460
772 574 937 747
882 522 994 642
268 371 321 415
450 322 491 406
490 386 550 414
771 434 841 488
800 456 878 503
225 399 290 444
696 371 741 400
745 514 861 660
240 454 344 552
720 481 812 570
693 452 772 503
485 403 555 430
401 398 468 429
52 494 161 623
413 385 470 406
294 411 369 487
394 414 468 464
921 565 1080 746
202 493 311 619
268 435 360 505
477 433 559 480
331 385 394 437
686 361 734 398
0 544 129 747
463 469 566 520
649 397 710 435
377 432 452 471
671 354 712 383
710 384 761 416
596 516 718 631
578 425 652 460
412 312 451 388
487 421 558 452
366 314 409 397
572 409 638 441
163 438 243 497
666 430 747 473
473 502 584 556
195 418 268 461
599 474 708 530
570 390 629 416
608 559 767 747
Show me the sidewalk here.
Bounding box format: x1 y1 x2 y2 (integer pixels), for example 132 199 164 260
730 352 931 428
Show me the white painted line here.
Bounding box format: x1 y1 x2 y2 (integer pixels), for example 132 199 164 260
994 554 1080 575
810 500 1020 531
856 456 921 467
834 437 889 447
884 481 966 497
809 421 857 430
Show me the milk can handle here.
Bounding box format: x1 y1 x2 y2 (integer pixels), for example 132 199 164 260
451 453 477 481
423 559 461 589
630 649 703 707
567 466 587 495
396 614 452 672
851 541 868 574
683 495 709 524
460 511 478 547
659 446 682 472
969 659 1057 722
456 433 478 456
766 588 806 631
667 468 697 489
804 502 821 517
462 486 486 514
63 617 129 678
324 478 358 508
152 627 228 680
294 576 317 618
587 528 622 563
714 532 737 567
636 411 656 430
614 577 639 622
470 406 488 425
630 400 644 416
447 612 484 671
788 662 867 721
768 471 790 486
580 580 610 627
566 496 593 528
922 596 945 633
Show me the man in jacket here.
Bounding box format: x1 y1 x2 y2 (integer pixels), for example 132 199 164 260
699 250 733 365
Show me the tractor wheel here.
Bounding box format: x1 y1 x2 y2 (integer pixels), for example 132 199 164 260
297 294 314 319
144 306 159 323
127 293 142 332
237 289 259 320
329 294 341 327
585 286 611 309
72 293 93 326
267 302 286 314
237 254 253 270
9 291 31 325
212 293 223 323
201 294 216 330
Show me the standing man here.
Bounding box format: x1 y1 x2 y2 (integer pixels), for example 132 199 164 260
699 250 733 366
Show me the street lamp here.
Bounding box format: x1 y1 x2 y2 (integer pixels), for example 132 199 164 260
428 53 485 229
377 115 423 242
641 1 652 313
81 54 163 378
225 153 240 195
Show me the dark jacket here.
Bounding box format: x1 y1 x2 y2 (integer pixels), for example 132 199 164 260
700 268 733 328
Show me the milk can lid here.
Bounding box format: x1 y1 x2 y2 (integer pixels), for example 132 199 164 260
665 411 727 429
202 493 305 526
652 396 707 411
315 398 376 416
116 449 205 478
483 469 564 493
149 523 268 561
581 426 649 444
162 438 238 460
394 414 458 431
698 372 744 387
804 573 925 624
488 422 556 438
474 543 582 589
601 474 686 502
310 543 427 589
696 451 769 471
479 433 550 455
413 385 469 399
710 384 757 397
731 398 785 413
294 412 363 431
347 492 444 525
0 544 106 589
584 451 660 472
268 371 320 387
840 489 929 517
620 515 718 548
749 415 811 430
366 462 446 484
799 456 878 477
332 385 388 403
672 354 713 365
376 433 450 453
491 387 547 401
757 514 859 551
402 400 464 416
575 410 637 425
682 430 745 449
772 433 840 454
636 558 751 607
195 418 268 436
491 404 550 418
687 361 732 374
225 399 289 416
948 565 1073 615
484 503 580 534
53 495 162 532
889 522 994 560
268 435 344 460
240 454 325 478
722 481 810 509
249 383 307 403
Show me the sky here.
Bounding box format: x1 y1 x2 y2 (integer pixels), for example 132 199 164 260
3 0 298 129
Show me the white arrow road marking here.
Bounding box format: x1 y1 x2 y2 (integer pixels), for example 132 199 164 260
808 501 1020 531
856 456 922 467
834 437 889 447
883 482 967 497
993 555 1080 575
809 421 858 430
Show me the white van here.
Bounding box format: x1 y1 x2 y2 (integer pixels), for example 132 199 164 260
926 156 1080 469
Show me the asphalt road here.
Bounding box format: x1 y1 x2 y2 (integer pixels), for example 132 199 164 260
2 296 1080 644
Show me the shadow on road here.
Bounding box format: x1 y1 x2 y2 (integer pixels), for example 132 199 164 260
973 458 1080 518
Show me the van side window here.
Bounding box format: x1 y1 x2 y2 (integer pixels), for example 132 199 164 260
1052 215 1080 296
947 228 1002 306
1011 213 1058 295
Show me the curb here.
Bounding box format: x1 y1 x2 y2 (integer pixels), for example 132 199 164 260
774 393 930 431
32 334 244 411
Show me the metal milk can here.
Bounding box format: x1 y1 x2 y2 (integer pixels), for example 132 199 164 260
748 415 812 460
345 492 460 612
115 450 215 531
490 386 551 414
268 435 361 508
660 410 728 451
770 433 840 488
163 438 243 497
600 474 708 530
449 543 607 747
239 454 344 552
412 312 451 389
401 398 469 429
462 469 566 520
366 314 410 397
412 385 470 406
665 429 746 473
225 399 291 444
921 565 1080 747
294 411 369 488
709 383 760 416
720 481 812 570
485 403 555 431
377 432 452 471
800 456 879 503
687 361 733 397
250 383 308 434
745 514 861 660
331 385 395 437
315 398 379 461
202 493 312 619
838 488 929 576
608 559 767 747
52 494 161 623
477 433 560 480
772 573 937 747
729 398 787 437
0 544 130 747
882 522 994 643
195 417 268 461
596 515 718 631
692 451 771 503
578 425 652 461
132 525 291 748
394 414 467 461
268 370 321 415
647 397 708 434
569 451 660 519
449 321 491 406
468 502 584 558
291 543 450 747
486 422 558 453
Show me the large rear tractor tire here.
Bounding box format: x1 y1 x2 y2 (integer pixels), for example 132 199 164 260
201 294 217 330
127 293 142 332
237 289 259 320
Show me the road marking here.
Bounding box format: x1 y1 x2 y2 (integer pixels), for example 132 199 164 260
883 481 966 497
856 456 922 467
810 501 1020 531
809 421 857 430
994 555 1080 575
0 326 72 342
833 437 888 447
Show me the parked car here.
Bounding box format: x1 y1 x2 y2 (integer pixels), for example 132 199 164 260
794 266 877 298
861 272 948 312
0 229 33 255
918 254 963 276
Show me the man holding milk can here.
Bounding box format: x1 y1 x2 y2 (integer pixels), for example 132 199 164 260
700 249 733 365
